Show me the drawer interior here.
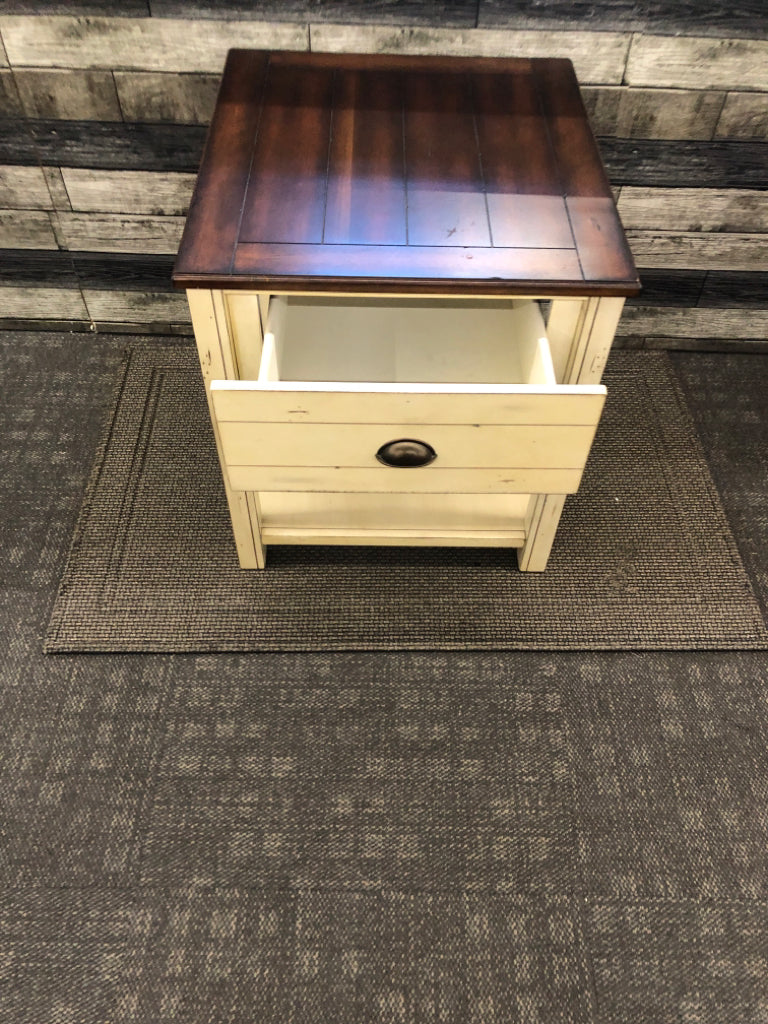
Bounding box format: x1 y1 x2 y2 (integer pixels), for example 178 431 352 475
260 296 555 387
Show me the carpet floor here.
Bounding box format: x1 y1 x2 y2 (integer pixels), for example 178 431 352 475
2 332 768 1022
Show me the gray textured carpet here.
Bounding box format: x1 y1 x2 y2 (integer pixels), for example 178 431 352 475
45 343 768 651
4 332 768 1021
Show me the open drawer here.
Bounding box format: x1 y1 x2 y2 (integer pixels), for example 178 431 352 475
210 296 606 497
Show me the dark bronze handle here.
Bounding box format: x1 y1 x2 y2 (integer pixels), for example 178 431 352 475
376 439 437 468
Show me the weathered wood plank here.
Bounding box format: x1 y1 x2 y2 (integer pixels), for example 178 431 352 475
617 187 768 233
60 168 195 215
699 271 768 308
1 1 149 13
478 0 640 32
478 0 768 39
0 70 22 115
0 165 51 209
42 166 71 210
14 69 121 121
627 269 705 307
152 0 479 24
54 212 184 253
601 139 768 189
626 35 768 92
617 305 768 339
28 120 206 171
625 231 768 271
73 251 175 290
715 92 768 140
581 86 725 140
114 71 219 124
0 248 78 286
0 209 57 249
0 117 39 164
309 25 631 84
83 288 190 323
0 15 308 72
0 284 88 319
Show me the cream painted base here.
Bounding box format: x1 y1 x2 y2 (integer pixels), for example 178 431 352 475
186 289 624 571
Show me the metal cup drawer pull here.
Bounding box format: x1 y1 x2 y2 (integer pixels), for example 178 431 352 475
376 439 437 468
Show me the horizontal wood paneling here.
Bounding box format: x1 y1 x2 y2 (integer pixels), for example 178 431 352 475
0 118 41 164
0 284 88 318
698 271 768 308
73 251 175 290
309 25 632 84
618 188 768 233
0 70 22 115
626 35 768 91
42 166 71 210
0 248 78 285
715 92 768 140
582 86 725 141
601 139 768 189
0 209 56 249
629 269 705 307
477 0 768 39
617 306 768 340
27 120 206 171
1 1 149 13
152 1 480 25
54 212 184 253
626 231 768 271
114 71 219 124
61 168 195 215
14 69 121 120
0 15 308 72
0 164 51 208
83 288 188 323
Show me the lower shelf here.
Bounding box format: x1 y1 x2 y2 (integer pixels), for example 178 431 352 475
258 491 530 547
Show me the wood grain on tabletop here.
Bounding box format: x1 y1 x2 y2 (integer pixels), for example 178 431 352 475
174 49 640 295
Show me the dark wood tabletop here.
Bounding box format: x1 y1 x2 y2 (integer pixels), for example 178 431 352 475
173 50 640 297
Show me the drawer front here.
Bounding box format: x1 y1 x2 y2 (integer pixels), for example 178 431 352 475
210 383 606 494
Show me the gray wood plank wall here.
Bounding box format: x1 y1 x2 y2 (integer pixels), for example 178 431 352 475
0 11 766 348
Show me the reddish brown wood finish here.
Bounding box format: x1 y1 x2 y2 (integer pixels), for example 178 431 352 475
173 50 640 297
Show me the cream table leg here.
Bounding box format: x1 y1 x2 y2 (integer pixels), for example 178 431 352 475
186 288 265 569
517 296 625 571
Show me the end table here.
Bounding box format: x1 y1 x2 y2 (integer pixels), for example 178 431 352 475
174 49 639 571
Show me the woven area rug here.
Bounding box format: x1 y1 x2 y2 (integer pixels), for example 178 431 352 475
45 343 768 652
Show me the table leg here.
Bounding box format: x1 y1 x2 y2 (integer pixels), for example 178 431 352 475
518 296 625 571
186 288 265 569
